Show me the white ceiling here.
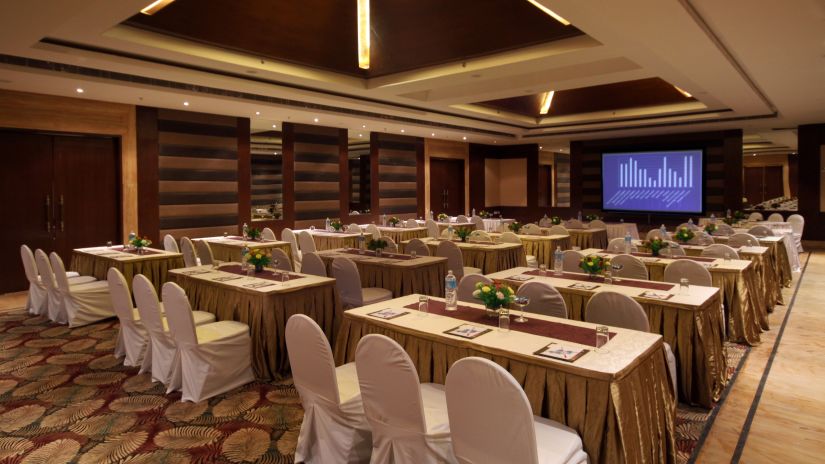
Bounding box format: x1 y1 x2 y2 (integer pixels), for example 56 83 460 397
0 0 822 152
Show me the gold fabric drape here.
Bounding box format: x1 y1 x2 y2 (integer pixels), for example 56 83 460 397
423 242 527 273
379 227 428 243
334 316 676 464
491 234 572 267
319 254 447 297
70 251 184 293
569 229 609 249
208 240 293 263
313 234 359 251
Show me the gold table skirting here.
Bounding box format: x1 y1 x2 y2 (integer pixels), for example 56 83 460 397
170 274 340 381
436 223 476 233
423 242 527 274
568 229 609 249
379 227 429 243
70 252 184 293
334 316 676 464
313 234 359 251
320 254 447 298
522 236 571 267
208 241 293 264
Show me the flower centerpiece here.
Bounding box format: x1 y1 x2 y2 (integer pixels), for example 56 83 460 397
585 214 600 222
646 237 664 256
130 236 152 253
367 238 388 255
473 281 516 317
247 249 271 272
674 226 695 244
330 219 343 232
456 228 471 242
508 221 522 233
551 216 562 225
388 216 400 227
478 210 490 218
579 254 611 277
437 213 450 222
704 223 717 235
247 227 262 240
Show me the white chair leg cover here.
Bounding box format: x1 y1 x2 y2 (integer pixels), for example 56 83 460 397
21 245 47 315
34 249 65 323
286 315 371 463
107 268 148 366
49 252 114 327
162 282 254 402
664 343 678 399
134 275 180 391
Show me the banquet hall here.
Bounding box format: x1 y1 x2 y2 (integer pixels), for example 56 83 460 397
0 1 823 463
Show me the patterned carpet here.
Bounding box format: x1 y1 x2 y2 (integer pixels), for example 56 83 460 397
0 308 748 463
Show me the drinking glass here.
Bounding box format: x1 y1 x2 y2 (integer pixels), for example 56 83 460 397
680 278 690 295
513 296 529 323
603 270 613 285
724 252 731 261
418 295 429 315
106 241 113 248
246 268 254 277
498 308 510 332
538 263 547 276
281 271 290 283
410 250 417 259
595 326 609 352
310 225 315 231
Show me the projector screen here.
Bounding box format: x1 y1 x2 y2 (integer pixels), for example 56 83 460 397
602 149 704 214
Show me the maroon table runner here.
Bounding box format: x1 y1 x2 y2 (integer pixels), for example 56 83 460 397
521 270 675 291
403 300 614 347
430 239 498 246
219 264 305 281
597 250 718 263
340 248 416 260
225 236 278 243
111 246 163 256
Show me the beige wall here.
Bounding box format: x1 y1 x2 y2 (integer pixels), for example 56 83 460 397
743 153 791 198
0 90 137 240
424 138 469 214
484 158 527 206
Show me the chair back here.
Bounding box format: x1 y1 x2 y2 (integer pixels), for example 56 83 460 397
132 274 165 336
688 232 714 246
701 244 740 259
662 241 686 256
163 234 180 252
471 215 485 231
195 240 214 265
585 291 649 332
728 233 759 247
520 223 542 235
589 219 607 229
561 250 584 273
48 252 72 293
331 257 363 307
446 357 539 464
405 219 419 228
516 281 567 318
645 228 669 241
383 236 399 253
538 216 552 227
107 268 136 323
346 223 362 234
787 214 804 235
297 231 317 253
20 245 39 285
405 238 430 257
714 224 735 236
355 334 427 435
607 237 638 253
767 213 784 222
365 224 381 240
180 237 199 267
498 232 522 244
564 219 585 229
610 254 648 280
436 240 466 281
663 260 712 287
161 282 198 347
261 227 277 241
748 212 764 221
546 225 568 236
425 219 440 238
286 314 342 408
270 248 292 271
468 230 491 242
281 228 302 261
676 222 695 231
457 274 491 303
747 225 774 238
300 252 327 277
456 214 469 223
34 249 56 291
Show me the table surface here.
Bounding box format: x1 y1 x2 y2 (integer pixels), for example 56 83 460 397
168 264 334 295
489 232 571 241
74 246 181 261
579 248 753 273
316 248 447 269
413 237 524 251
200 236 290 248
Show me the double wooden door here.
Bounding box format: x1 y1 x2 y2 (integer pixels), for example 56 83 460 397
744 166 784 205
0 131 120 294
429 158 465 216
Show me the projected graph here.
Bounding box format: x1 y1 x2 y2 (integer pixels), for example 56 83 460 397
602 150 703 213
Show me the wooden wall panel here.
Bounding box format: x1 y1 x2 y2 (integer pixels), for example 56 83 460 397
555 153 571 207
798 124 825 240
376 133 422 217
291 124 343 228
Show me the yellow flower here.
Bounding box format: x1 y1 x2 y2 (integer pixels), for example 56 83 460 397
482 286 491 293
255 254 262 259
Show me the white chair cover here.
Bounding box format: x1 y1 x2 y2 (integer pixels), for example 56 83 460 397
355 334 456 464
446 357 587 464
661 241 686 257
261 227 277 241
436 241 480 281
516 281 568 319
405 219 419 228
347 223 362 234
788 214 805 252
282 228 303 266
366 224 381 240
20 245 48 315
108 268 148 367
162 282 254 402
163 234 180 252
520 223 542 235
498 231 521 244
610 254 649 280
714 224 735 236
607 237 638 253
440 228 456 239
701 244 740 260
300 252 327 277
645 228 671 241
457 274 492 304
561 250 584 273
49 252 113 327
405 238 431 257
383 236 399 253
425 219 440 238
134 274 179 390
455 215 469 223
748 212 764 221
297 230 318 253
728 233 760 247
180 237 199 267
546 225 569 236
195 240 214 265
663 260 712 287
331 257 393 308
687 232 714 246
564 219 585 229
470 215 485 231
767 213 784 222
270 248 293 271
676 223 694 231
34 250 64 323
588 219 607 230
468 230 491 242
747 225 774 238
538 216 552 227
286 314 372 463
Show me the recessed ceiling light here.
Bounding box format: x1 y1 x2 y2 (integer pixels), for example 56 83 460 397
313 118 319 123
357 0 370 69
183 101 189 106
272 124 277 128
362 125 367 128
539 91 555 115
75 88 84 93
540 146 543 149
255 111 260 115
400 129 405 133
493 140 497 144
431 133 435 137
462 136 467 140
273 152 277 155
358 133 363 137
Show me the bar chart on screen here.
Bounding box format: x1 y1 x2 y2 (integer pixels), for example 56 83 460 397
602 150 703 213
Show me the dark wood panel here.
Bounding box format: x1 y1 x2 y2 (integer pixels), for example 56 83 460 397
430 158 465 216
764 166 784 201
797 124 825 240
136 107 160 242
744 167 764 205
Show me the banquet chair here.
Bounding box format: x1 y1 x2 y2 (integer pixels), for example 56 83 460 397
546 225 569 236
21 245 92 316
609 254 649 280
383 236 399 253
468 230 491 242
108 267 149 367
162 282 254 403
286 315 372 463
366 224 381 240
347 223 362 234
33 250 97 323
405 218 419 228
446 357 587 464
538 216 552 227
436 241 481 282
270 248 293 271
676 222 697 231
701 244 740 260
425 219 440 238
663 260 712 287
728 233 760 247
194 240 214 265
607 237 638 253
767 213 784 222
440 227 458 239
457 274 492 304
163 234 180 252
645 228 670 241
471 215 485 231
47 252 114 327
331 257 393 308
297 230 318 253
405 238 431 257
520 223 542 235
661 241 686 257
281 228 302 269
300 252 327 277
261 227 277 241
747 225 773 238
180 237 200 267
585 292 678 396
564 219 585 229
787 214 805 252
498 232 538 268
748 212 764 221
714 223 735 236
456 214 469 223
588 219 607 230
355 334 457 464
561 250 585 273
516 281 567 318
688 232 714 246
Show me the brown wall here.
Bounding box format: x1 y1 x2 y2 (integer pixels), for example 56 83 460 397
742 153 792 198
798 124 825 240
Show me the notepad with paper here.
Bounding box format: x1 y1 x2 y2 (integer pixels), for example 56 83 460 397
367 308 409 320
534 343 588 362
638 290 674 300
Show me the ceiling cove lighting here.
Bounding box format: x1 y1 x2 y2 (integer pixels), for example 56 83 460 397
539 90 555 115
673 85 692 98
526 0 570 26
75 88 84 93
140 0 176 15
357 0 370 69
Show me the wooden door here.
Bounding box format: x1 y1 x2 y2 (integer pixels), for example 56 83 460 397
763 166 784 201
744 167 764 204
430 158 465 216
538 165 553 207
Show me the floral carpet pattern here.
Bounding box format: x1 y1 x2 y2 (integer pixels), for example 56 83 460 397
0 308 748 463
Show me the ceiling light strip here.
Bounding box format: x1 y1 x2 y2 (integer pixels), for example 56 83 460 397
539 90 555 115
357 0 370 69
140 0 176 15
526 0 570 25
673 85 692 98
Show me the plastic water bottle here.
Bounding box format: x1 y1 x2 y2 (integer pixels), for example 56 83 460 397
429 210 434 220
624 232 632 254
242 222 249 239
710 213 716 224
553 246 563 275
240 242 249 270
447 224 454 240
325 217 331 231
128 231 136 243
445 271 457 311
660 224 668 239
577 210 582 221
726 208 732 219
381 214 387 226
471 208 476 217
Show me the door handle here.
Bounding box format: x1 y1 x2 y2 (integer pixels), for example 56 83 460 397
45 194 51 232
59 195 65 232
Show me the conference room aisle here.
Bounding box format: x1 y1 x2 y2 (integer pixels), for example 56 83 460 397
696 250 823 464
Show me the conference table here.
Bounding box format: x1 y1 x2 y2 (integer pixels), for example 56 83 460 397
199 236 293 263
70 245 184 292
334 294 676 464
589 222 640 240
169 264 339 380
713 234 793 290
488 232 571 267
405 238 527 274
549 227 609 250
297 229 361 251
367 225 429 243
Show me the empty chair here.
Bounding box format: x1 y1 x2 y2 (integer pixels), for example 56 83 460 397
546 225 569 236
499 232 538 268
538 216 553 227
561 250 585 273
347 223 362 234
701 244 740 260
468 230 491 242
48 252 114 327
286 315 372 463
645 228 670 241
663 260 712 287
282 228 302 267
270 248 293 271
355 334 456 464
297 230 318 253
520 223 542 235
383 236 399 253
446 357 587 464
405 238 431 257
436 241 481 281
747 225 773 237
660 241 686 257
470 215 485 231
456 214 469 223
564 219 585 229
687 232 714 246
162 282 254 402
440 228 458 239
607 237 638 253
21 245 93 316
610 254 648 280
676 222 696 231
767 213 784 222
180 237 199 267
32 249 97 322
714 223 735 236
163 234 180 252
728 233 760 247
108 268 149 367
405 218 419 228
457 274 492 304
788 214 805 252
588 219 607 229
300 252 327 277
748 212 764 221
261 227 277 241
331 257 393 308
425 219 440 238
365 223 381 240
195 240 214 265
516 281 567 318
